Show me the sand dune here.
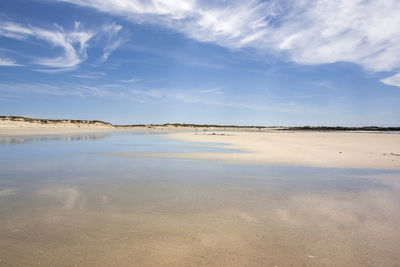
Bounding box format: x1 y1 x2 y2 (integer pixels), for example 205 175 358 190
0 117 114 136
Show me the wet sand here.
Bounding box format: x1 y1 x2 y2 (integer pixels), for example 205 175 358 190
1 160 400 266
1 131 400 266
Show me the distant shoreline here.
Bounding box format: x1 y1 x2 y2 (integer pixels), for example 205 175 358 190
0 115 113 127
2 115 399 132
117 124 400 132
1 115 400 169
0 116 114 136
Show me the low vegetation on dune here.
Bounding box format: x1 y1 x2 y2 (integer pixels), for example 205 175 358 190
0 116 113 127
1 116 399 131
282 126 400 132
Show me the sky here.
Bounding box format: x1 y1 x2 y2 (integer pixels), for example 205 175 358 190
0 0 400 126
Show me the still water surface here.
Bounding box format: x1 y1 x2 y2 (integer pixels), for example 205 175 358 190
1 131 400 266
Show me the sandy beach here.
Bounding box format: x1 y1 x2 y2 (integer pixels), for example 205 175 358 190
163 131 400 170
1 117 399 170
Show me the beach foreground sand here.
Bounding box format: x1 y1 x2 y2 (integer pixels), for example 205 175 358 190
164 131 400 170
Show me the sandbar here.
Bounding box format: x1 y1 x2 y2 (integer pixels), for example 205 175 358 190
164 131 400 170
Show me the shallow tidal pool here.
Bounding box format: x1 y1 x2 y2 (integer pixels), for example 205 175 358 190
1 131 400 266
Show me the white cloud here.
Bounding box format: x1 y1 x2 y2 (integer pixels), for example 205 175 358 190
380 73 400 88
0 20 123 70
0 21 95 70
100 22 124 62
0 57 21 66
56 0 400 72
102 22 122 37
198 88 221 94
120 77 140 83
101 39 123 62
71 72 105 79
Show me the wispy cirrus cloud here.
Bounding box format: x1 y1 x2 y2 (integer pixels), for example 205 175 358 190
198 88 221 94
0 82 82 97
120 77 140 83
0 82 125 98
100 22 124 62
0 20 123 71
55 0 400 74
380 73 400 88
71 72 106 79
0 57 22 66
0 20 95 70
0 80 311 113
101 39 123 62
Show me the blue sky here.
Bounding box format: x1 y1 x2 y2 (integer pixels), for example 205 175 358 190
1 0 400 126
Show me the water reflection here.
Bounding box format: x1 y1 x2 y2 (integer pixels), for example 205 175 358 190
0 132 399 266
0 132 111 145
